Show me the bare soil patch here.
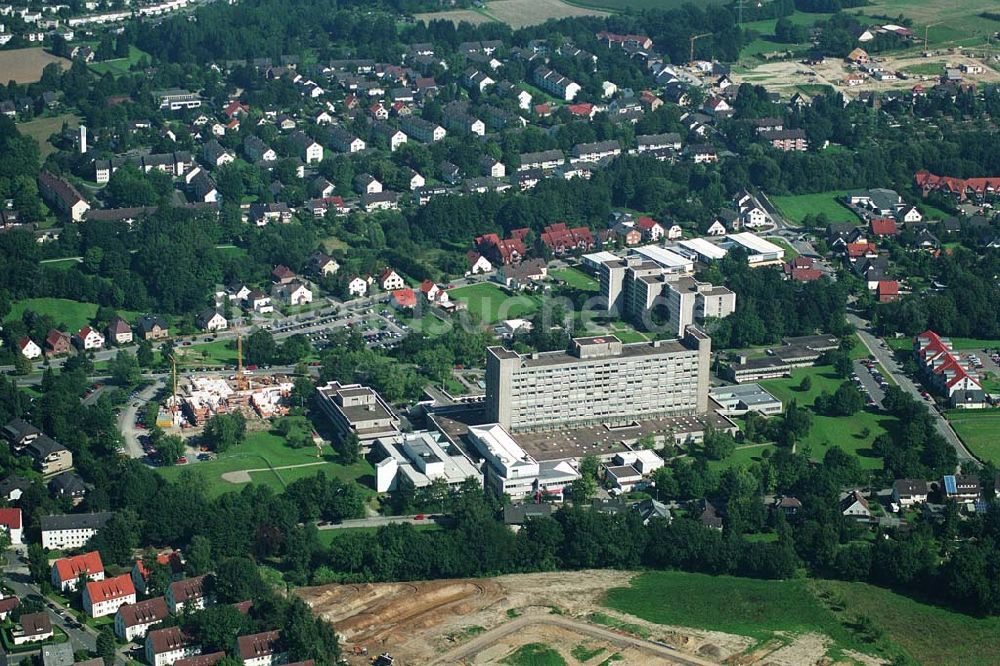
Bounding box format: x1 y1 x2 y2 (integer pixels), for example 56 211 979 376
0 48 70 83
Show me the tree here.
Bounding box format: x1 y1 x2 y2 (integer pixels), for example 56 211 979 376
27 543 48 585
703 427 737 460
191 605 249 652
136 339 154 367
579 454 600 479
338 432 360 464
109 350 141 386
202 413 247 453
570 475 596 503
97 628 116 666
245 329 277 365
799 375 812 392
157 435 185 466
211 557 267 603
90 510 141 566
186 535 213 575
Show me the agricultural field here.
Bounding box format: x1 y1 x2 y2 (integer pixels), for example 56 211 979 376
563 0 723 10
856 0 1000 50
448 282 541 324
17 113 80 160
0 47 70 83
156 426 374 497
760 364 893 469
946 410 1000 466
770 190 859 225
416 0 607 28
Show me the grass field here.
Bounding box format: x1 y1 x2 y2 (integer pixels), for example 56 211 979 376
40 258 83 270
156 427 374 498
563 0 720 9
17 113 80 160
707 443 778 472
316 523 442 547
760 364 893 469
0 48 70 83
175 339 239 368
88 46 151 76
417 0 607 28
901 62 945 76
770 190 859 225
448 282 541 324
550 267 598 292
604 571 1000 664
856 0 1000 50
764 236 798 259
500 643 566 666
946 410 1000 466
5 297 140 332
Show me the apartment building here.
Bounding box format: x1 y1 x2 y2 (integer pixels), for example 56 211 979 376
166 575 212 614
146 627 200 666
485 329 711 432
41 512 113 550
235 631 286 666
533 66 581 101
51 551 104 591
83 574 136 618
115 597 169 641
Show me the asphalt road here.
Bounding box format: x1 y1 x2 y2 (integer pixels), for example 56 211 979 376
848 314 976 465
430 613 719 666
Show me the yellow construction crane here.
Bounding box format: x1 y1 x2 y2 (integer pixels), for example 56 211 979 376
232 323 248 390
690 32 711 64
169 351 178 414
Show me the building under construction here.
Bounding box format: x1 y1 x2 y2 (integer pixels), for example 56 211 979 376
174 374 295 426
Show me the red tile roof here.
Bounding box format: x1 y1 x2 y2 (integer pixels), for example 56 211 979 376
846 241 877 258
390 288 417 308
635 216 661 232
236 631 282 660
0 508 21 530
540 222 594 253
790 268 823 281
134 551 183 580
117 597 168 628
869 218 897 236
86 574 134 603
54 551 104 582
877 280 899 295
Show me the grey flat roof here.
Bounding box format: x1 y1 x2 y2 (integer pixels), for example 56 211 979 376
510 338 691 369
40 512 113 532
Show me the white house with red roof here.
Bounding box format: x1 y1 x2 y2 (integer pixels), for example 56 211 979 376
76 326 105 350
83 574 136 618
635 216 664 241
51 551 104 591
18 337 41 360
236 631 285 666
914 330 986 408
115 596 169 641
0 508 22 545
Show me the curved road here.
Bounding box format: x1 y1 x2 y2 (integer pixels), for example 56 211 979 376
430 614 719 665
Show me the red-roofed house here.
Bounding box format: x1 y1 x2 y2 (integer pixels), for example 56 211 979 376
75 326 105 351
914 331 986 408
540 223 594 254
869 218 898 237
915 170 1000 202
45 329 72 356
18 337 41 360
534 103 552 117
115 596 169 641
390 288 417 310
83 574 136 618
271 265 296 285
475 232 528 265
845 241 877 260
877 280 899 303
639 90 663 111
223 100 249 118
419 280 449 305
566 103 595 119
51 551 104 591
0 596 20 621
789 268 823 282
0 508 22 545
236 631 285 666
635 216 665 241
466 251 493 275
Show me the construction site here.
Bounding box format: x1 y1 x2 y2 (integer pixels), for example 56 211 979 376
298 571 757 666
157 330 295 430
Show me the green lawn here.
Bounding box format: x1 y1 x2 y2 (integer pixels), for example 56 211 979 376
87 45 151 76
500 643 566 666
448 283 541 324
175 339 239 368
6 297 140 332
770 190 859 225
707 443 778 472
946 410 1000 466
760 365 893 469
856 0 1000 50
40 257 82 270
764 236 798 259
901 62 945 76
156 427 374 497
562 0 724 10
316 523 442 547
550 267 598 292
604 571 997 664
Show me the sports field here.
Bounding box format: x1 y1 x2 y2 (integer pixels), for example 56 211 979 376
770 190 859 225
156 427 374 497
448 282 541 324
0 48 70 83
946 410 1000 466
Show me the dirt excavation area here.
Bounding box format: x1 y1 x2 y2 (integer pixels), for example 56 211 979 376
295 570 848 665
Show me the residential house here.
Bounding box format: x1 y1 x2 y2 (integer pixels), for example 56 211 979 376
48 471 87 505
0 597 20 622
914 330 986 408
202 140 234 168
272 281 312 307
44 329 71 356
540 223 594 254
115 597 169 641
840 490 872 521
400 117 445 143
371 123 407 152
83 574 136 618
131 551 184 595
245 290 273 314
106 317 133 345
38 171 89 222
533 66 581 101
389 288 417 310
869 217 898 237
361 191 399 211
635 133 682 154
354 174 382 195
12 613 52 645
0 508 22 545
137 315 170 341
480 157 505 179
419 280 449 305
466 252 493 276
243 135 276 164
943 474 980 502
327 126 365 153
347 276 368 298
196 309 227 332
635 216 664 241
248 203 292 225
308 251 339 277
897 205 922 223
686 144 717 164
289 131 323 163
760 129 807 152
518 149 564 171
891 479 928 508
0 476 31 503
166 575 212 614
571 140 621 163
377 268 405 291
876 280 899 303
236 631 285 666
146 627 200 666
40 512 112 550
75 326 104 351
18 337 41 359
494 259 548 291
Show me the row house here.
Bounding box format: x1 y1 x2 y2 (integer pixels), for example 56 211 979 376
518 149 564 172
371 122 407 151
243 135 277 164
442 112 485 136
914 170 1000 202
475 229 529 265
533 66 581 101
463 68 495 93
540 222 594 254
51 551 104 591
914 330 986 408
760 128 808 152
38 171 89 222
115 597 169 641
570 140 620 163
327 126 365 153
400 116 445 143
635 133 682 154
95 152 194 184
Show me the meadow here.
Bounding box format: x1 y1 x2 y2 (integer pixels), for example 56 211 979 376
5 297 139 333
946 410 1000 466
770 190 859 225
448 282 541 324
17 113 80 159
0 47 69 83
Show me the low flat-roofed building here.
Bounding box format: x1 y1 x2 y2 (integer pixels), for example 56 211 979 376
466 423 579 500
373 431 482 492
721 232 785 266
605 464 642 492
315 381 400 446
709 383 783 415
